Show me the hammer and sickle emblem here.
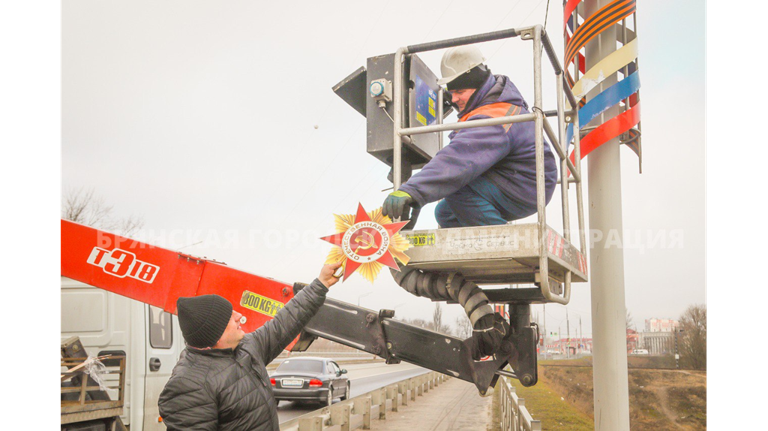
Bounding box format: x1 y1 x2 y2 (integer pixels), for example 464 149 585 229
354 231 378 251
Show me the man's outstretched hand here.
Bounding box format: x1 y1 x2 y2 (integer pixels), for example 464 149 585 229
319 262 343 288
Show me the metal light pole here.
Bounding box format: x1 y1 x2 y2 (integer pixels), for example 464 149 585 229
542 304 549 359
674 329 683 369
584 0 631 429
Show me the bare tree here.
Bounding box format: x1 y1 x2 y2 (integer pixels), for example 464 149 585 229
62 187 144 237
678 304 706 370
398 317 431 329
455 314 473 339
626 310 634 330
432 303 445 333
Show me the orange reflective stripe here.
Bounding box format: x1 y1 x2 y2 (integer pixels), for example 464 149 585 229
459 102 521 124
460 102 511 122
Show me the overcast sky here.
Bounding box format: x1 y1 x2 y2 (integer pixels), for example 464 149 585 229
57 0 707 339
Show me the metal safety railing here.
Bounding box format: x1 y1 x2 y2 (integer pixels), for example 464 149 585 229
279 372 446 431
389 25 586 305
499 374 542 431
279 370 548 430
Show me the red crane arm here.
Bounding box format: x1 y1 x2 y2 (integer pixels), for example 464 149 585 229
61 219 298 346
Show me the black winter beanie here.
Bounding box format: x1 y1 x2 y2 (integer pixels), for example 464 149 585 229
446 65 491 91
177 294 233 348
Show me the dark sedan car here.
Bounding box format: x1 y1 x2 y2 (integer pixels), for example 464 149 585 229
270 357 350 406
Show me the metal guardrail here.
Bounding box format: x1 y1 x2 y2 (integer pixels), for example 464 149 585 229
279 370 545 430
279 372 446 431
499 375 541 431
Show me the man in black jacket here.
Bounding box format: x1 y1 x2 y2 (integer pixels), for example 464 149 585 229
158 263 342 430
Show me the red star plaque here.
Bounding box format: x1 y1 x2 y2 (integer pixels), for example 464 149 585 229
320 203 411 282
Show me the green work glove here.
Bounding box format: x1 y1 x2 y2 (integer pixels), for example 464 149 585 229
382 190 414 221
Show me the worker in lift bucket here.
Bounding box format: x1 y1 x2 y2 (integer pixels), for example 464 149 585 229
383 45 558 229
158 262 342 431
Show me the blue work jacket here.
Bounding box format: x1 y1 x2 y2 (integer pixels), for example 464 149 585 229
399 73 557 217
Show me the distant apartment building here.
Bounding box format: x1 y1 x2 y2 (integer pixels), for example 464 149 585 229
645 318 679 332
637 318 680 355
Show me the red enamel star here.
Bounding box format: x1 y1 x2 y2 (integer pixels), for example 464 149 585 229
320 203 410 282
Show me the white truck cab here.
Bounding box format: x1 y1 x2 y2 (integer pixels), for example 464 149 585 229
61 277 184 431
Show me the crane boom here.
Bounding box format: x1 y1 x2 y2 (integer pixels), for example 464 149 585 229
61 219 524 393
61 219 298 346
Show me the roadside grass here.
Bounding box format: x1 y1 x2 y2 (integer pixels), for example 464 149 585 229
538 358 707 430
494 374 594 430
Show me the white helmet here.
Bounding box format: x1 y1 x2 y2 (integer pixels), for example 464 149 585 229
437 45 486 86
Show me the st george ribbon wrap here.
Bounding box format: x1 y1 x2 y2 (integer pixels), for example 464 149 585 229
563 0 642 172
